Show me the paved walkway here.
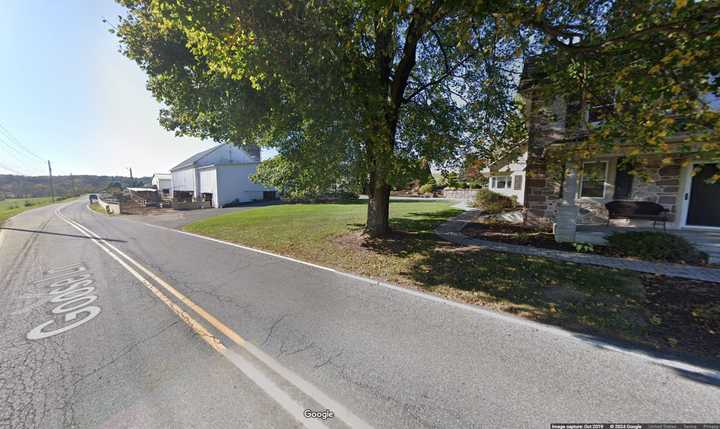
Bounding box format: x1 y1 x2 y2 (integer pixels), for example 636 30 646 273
435 211 720 283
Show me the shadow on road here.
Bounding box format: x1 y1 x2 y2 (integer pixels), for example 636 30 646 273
0 227 127 243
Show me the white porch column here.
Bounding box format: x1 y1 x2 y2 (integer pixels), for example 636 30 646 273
554 163 579 243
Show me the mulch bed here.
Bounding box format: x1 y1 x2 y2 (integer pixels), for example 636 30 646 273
462 222 579 251
642 274 720 358
462 221 710 265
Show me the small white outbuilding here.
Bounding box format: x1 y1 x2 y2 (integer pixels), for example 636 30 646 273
169 143 273 208
151 173 172 197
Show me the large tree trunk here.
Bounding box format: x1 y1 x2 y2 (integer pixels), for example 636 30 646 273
366 169 391 236
364 117 395 236
364 10 426 236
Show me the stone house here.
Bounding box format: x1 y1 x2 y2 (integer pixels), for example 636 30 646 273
494 64 720 243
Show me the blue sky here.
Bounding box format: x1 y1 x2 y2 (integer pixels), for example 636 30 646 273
0 1 274 178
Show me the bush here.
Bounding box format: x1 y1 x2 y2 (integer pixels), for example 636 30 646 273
418 183 434 194
466 180 484 189
23 200 34 207
472 189 517 213
606 231 708 265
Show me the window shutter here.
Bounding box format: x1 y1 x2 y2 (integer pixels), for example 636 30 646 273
513 175 522 190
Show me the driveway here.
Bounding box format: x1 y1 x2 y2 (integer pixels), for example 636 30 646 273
122 200 282 229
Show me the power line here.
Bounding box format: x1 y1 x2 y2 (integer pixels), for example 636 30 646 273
0 134 42 166
0 149 43 176
0 150 36 175
0 140 41 175
0 123 68 176
0 160 28 176
0 128 47 175
0 122 45 162
0 122 77 177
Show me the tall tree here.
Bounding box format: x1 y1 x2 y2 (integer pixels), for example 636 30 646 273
114 0 717 235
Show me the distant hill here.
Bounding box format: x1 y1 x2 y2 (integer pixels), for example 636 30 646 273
0 174 152 199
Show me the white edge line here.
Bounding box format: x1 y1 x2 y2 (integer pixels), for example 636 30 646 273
82 202 720 381
56 209 330 429
67 206 368 428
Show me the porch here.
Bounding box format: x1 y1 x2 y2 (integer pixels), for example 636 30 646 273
576 224 720 263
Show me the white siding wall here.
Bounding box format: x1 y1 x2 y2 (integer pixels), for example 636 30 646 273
215 163 268 206
153 178 172 191
171 168 196 192
488 172 526 204
485 151 528 205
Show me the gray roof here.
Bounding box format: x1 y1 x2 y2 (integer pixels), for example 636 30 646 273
170 145 223 172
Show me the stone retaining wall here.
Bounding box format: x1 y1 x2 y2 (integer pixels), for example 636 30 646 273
442 189 480 201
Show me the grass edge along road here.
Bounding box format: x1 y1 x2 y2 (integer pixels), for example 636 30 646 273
0 197 63 225
89 202 108 215
183 201 720 359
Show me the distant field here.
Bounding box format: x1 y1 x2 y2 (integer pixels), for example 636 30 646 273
0 197 59 225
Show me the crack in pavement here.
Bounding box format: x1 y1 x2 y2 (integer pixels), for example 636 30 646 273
314 350 343 369
48 319 181 390
263 314 288 346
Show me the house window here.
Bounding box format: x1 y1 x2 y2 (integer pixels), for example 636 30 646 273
580 162 607 198
588 102 614 125
566 100 582 130
513 175 522 190
490 176 511 189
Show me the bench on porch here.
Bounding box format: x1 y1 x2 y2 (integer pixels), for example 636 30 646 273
605 201 670 231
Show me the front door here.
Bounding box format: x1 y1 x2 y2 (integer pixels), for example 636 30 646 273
686 163 720 227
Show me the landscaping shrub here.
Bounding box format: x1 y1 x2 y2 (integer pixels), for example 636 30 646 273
472 189 517 213
418 183 434 194
606 231 708 264
23 200 34 207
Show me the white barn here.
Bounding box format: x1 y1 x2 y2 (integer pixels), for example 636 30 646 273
169 144 272 208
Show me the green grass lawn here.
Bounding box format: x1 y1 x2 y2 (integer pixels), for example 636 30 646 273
184 200 718 358
0 197 59 225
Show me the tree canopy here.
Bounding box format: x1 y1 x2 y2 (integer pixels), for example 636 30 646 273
529 0 719 168
114 0 718 234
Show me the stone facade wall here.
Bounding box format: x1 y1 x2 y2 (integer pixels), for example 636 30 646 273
523 164 560 225
522 92 565 225
628 161 682 222
524 157 684 225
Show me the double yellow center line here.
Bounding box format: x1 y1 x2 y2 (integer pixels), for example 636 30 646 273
57 206 372 429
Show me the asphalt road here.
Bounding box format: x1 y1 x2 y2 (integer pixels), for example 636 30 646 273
1 199 719 428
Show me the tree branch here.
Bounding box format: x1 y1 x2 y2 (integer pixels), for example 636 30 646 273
431 28 451 76
390 2 444 109
402 53 473 102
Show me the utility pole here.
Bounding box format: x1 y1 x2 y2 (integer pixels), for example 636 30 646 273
47 160 55 202
70 173 76 195
127 167 134 186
